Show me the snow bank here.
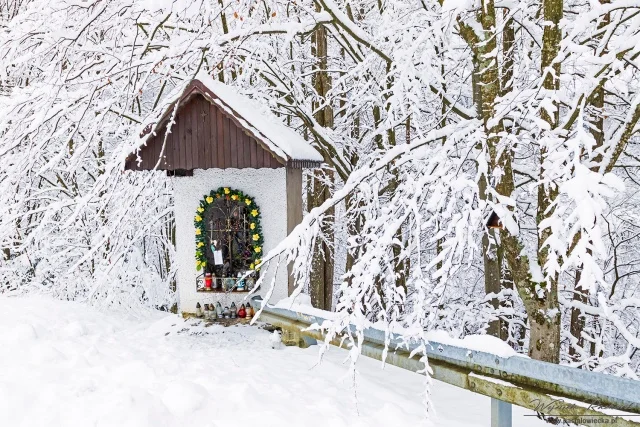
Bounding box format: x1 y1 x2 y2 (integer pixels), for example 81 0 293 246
273 292 342 321
425 330 523 358
0 295 546 427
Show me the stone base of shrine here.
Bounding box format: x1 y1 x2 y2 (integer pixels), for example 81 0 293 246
180 313 255 327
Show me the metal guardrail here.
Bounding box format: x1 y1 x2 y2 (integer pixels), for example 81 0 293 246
252 296 640 427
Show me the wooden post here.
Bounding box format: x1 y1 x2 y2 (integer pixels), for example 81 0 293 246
286 166 303 296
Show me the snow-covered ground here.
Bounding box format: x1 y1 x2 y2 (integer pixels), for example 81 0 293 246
0 295 547 427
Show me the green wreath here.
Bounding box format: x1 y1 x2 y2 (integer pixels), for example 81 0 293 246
194 187 264 272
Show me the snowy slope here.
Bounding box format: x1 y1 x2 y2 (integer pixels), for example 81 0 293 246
0 295 547 427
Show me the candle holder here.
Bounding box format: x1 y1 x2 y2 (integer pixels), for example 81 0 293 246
246 277 255 291
230 302 237 319
223 277 235 292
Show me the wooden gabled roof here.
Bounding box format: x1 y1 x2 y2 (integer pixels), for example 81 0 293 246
125 75 323 172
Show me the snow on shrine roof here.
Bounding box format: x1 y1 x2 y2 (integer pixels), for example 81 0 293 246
141 73 324 166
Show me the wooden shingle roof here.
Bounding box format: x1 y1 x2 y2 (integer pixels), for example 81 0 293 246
125 74 323 171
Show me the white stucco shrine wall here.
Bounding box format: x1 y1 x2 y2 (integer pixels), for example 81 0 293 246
172 168 289 313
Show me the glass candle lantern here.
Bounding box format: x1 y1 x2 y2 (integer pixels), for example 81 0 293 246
230 302 237 319
238 304 246 319
203 304 210 318
223 277 235 292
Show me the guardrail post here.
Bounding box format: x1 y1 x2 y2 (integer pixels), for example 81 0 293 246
280 326 317 348
491 398 512 427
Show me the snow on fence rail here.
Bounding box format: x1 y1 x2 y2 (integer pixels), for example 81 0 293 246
251 296 640 427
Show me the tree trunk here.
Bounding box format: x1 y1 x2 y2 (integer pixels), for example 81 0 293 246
216 0 236 82
344 115 360 278
307 171 334 310
323 174 335 310
308 15 334 310
570 4 609 360
503 237 561 363
480 176 504 338
529 302 561 363
465 16 505 339
569 265 588 358
529 0 563 363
